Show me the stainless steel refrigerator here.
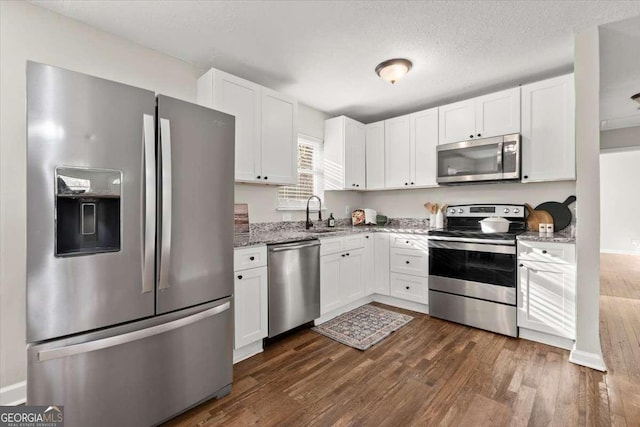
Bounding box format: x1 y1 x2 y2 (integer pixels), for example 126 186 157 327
26 62 235 427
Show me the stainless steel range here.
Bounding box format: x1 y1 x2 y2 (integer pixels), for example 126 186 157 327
428 204 526 337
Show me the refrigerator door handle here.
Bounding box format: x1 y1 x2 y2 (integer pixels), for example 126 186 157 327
142 114 156 294
37 302 231 362
158 118 172 291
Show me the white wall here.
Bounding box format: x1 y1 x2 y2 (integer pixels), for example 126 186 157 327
362 181 576 219
600 148 640 254
600 126 640 150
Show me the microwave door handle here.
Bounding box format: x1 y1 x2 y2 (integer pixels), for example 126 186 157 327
142 114 156 294
158 118 172 291
497 141 504 174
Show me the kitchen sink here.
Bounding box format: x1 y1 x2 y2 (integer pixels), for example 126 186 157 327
304 228 344 233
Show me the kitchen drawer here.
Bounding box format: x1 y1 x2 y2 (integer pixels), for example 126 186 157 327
517 241 575 265
343 234 365 251
390 234 428 250
390 248 429 277
390 273 428 304
320 237 344 256
234 246 267 270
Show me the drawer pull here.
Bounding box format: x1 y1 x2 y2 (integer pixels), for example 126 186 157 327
365 236 369 239
406 240 410 244
405 261 410 264
249 256 255 261
237 275 243 280
542 250 548 254
405 286 410 290
346 253 350 256
519 264 524 268
341 254 345 257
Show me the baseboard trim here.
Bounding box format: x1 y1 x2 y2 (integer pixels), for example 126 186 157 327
519 328 574 350
569 347 607 372
233 340 263 364
372 294 429 314
0 381 26 406
600 249 640 255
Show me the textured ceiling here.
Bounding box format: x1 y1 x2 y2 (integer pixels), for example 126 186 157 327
600 15 640 130
31 1 640 123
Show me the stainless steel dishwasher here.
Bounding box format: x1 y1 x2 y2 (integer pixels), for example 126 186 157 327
267 239 320 338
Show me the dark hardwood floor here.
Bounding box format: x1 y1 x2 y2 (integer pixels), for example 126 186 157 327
165 254 640 426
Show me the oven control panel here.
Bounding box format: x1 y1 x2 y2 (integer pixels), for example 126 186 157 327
446 204 525 218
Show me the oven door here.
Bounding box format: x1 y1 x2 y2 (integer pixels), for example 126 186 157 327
428 240 517 305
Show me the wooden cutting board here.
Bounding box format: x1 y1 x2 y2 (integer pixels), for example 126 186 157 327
525 203 553 231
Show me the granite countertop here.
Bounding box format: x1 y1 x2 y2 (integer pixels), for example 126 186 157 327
234 225 433 248
517 229 576 244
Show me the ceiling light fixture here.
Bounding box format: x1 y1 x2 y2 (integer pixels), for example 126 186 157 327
375 58 412 84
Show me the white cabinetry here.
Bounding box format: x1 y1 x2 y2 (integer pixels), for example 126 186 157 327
410 108 439 187
384 115 412 188
234 266 268 348
517 241 576 341
388 234 429 304
439 87 520 144
365 121 385 190
197 68 297 185
373 233 390 295
324 116 366 190
233 246 268 361
521 74 575 182
383 109 438 189
320 236 366 315
363 234 375 295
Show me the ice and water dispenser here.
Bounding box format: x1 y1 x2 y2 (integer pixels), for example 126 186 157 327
55 167 122 256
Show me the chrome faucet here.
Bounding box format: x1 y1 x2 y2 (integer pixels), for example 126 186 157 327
306 195 323 229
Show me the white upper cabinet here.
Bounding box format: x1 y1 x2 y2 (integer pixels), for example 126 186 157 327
324 116 365 190
260 88 297 184
365 121 385 190
439 87 520 144
438 99 476 144
384 114 412 188
197 68 297 185
410 107 439 187
521 74 575 182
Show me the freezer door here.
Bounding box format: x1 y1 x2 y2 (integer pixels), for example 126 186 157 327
156 95 235 314
27 62 156 342
27 298 233 427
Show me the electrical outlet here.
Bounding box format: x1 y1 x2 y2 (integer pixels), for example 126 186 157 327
282 213 292 222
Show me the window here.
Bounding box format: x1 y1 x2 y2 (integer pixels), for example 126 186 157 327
278 135 324 210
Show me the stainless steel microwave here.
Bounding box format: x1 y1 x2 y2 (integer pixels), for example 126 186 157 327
436 133 521 184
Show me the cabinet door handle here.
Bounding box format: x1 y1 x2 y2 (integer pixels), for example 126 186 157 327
519 264 524 268
405 182 408 186
405 261 410 264
523 175 529 179
410 182 414 185
346 253 350 256
237 275 243 280
406 241 410 244
542 250 548 254
405 286 410 290
365 236 369 239
264 176 268 180
257 175 261 179
477 133 482 137
469 134 474 138
249 256 255 261
356 184 360 187
341 254 346 257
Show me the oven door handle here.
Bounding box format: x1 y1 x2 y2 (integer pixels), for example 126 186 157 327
428 235 516 246
428 240 516 255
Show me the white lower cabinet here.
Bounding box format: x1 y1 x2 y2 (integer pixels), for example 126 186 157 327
390 273 428 305
233 265 268 349
517 241 576 340
373 233 390 295
388 234 429 305
233 246 268 362
320 252 343 315
339 249 365 303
